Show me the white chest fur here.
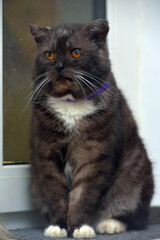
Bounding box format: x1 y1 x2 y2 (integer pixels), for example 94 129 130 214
47 96 97 130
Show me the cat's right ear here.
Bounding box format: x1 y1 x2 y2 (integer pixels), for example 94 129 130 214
29 24 50 46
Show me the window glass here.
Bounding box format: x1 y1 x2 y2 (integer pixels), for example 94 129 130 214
3 0 105 164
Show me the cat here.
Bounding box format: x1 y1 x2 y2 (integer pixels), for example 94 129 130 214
29 19 154 238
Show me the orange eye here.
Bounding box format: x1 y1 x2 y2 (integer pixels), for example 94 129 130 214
45 51 55 60
71 49 81 58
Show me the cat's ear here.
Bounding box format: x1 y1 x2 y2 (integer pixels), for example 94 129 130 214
82 19 109 44
29 24 50 45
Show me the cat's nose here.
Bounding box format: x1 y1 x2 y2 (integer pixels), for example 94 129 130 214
55 62 64 73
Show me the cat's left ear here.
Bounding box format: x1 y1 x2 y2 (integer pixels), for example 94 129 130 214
82 19 109 45
29 24 50 46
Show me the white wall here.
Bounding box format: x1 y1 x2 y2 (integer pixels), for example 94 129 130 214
107 0 160 206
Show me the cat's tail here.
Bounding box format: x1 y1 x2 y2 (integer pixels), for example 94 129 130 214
0 224 15 240
149 207 160 225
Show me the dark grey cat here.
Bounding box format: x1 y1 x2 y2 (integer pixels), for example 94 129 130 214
29 19 154 238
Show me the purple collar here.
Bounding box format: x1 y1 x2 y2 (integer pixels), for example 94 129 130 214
65 82 109 102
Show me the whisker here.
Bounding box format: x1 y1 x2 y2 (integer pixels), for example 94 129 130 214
33 72 48 82
76 70 118 91
76 70 106 84
32 77 50 101
75 70 118 102
78 71 103 84
24 73 49 101
76 75 97 93
77 75 100 92
77 75 108 102
20 77 50 117
76 75 106 108
74 76 87 100
106 86 119 101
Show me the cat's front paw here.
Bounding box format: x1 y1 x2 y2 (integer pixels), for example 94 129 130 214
73 225 96 239
96 219 126 234
44 225 67 238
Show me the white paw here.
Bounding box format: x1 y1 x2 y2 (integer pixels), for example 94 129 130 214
44 225 67 238
96 219 126 234
73 225 96 239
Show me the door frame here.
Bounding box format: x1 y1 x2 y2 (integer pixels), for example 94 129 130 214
0 0 34 215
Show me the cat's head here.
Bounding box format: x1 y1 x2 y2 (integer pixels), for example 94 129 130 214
30 19 110 101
